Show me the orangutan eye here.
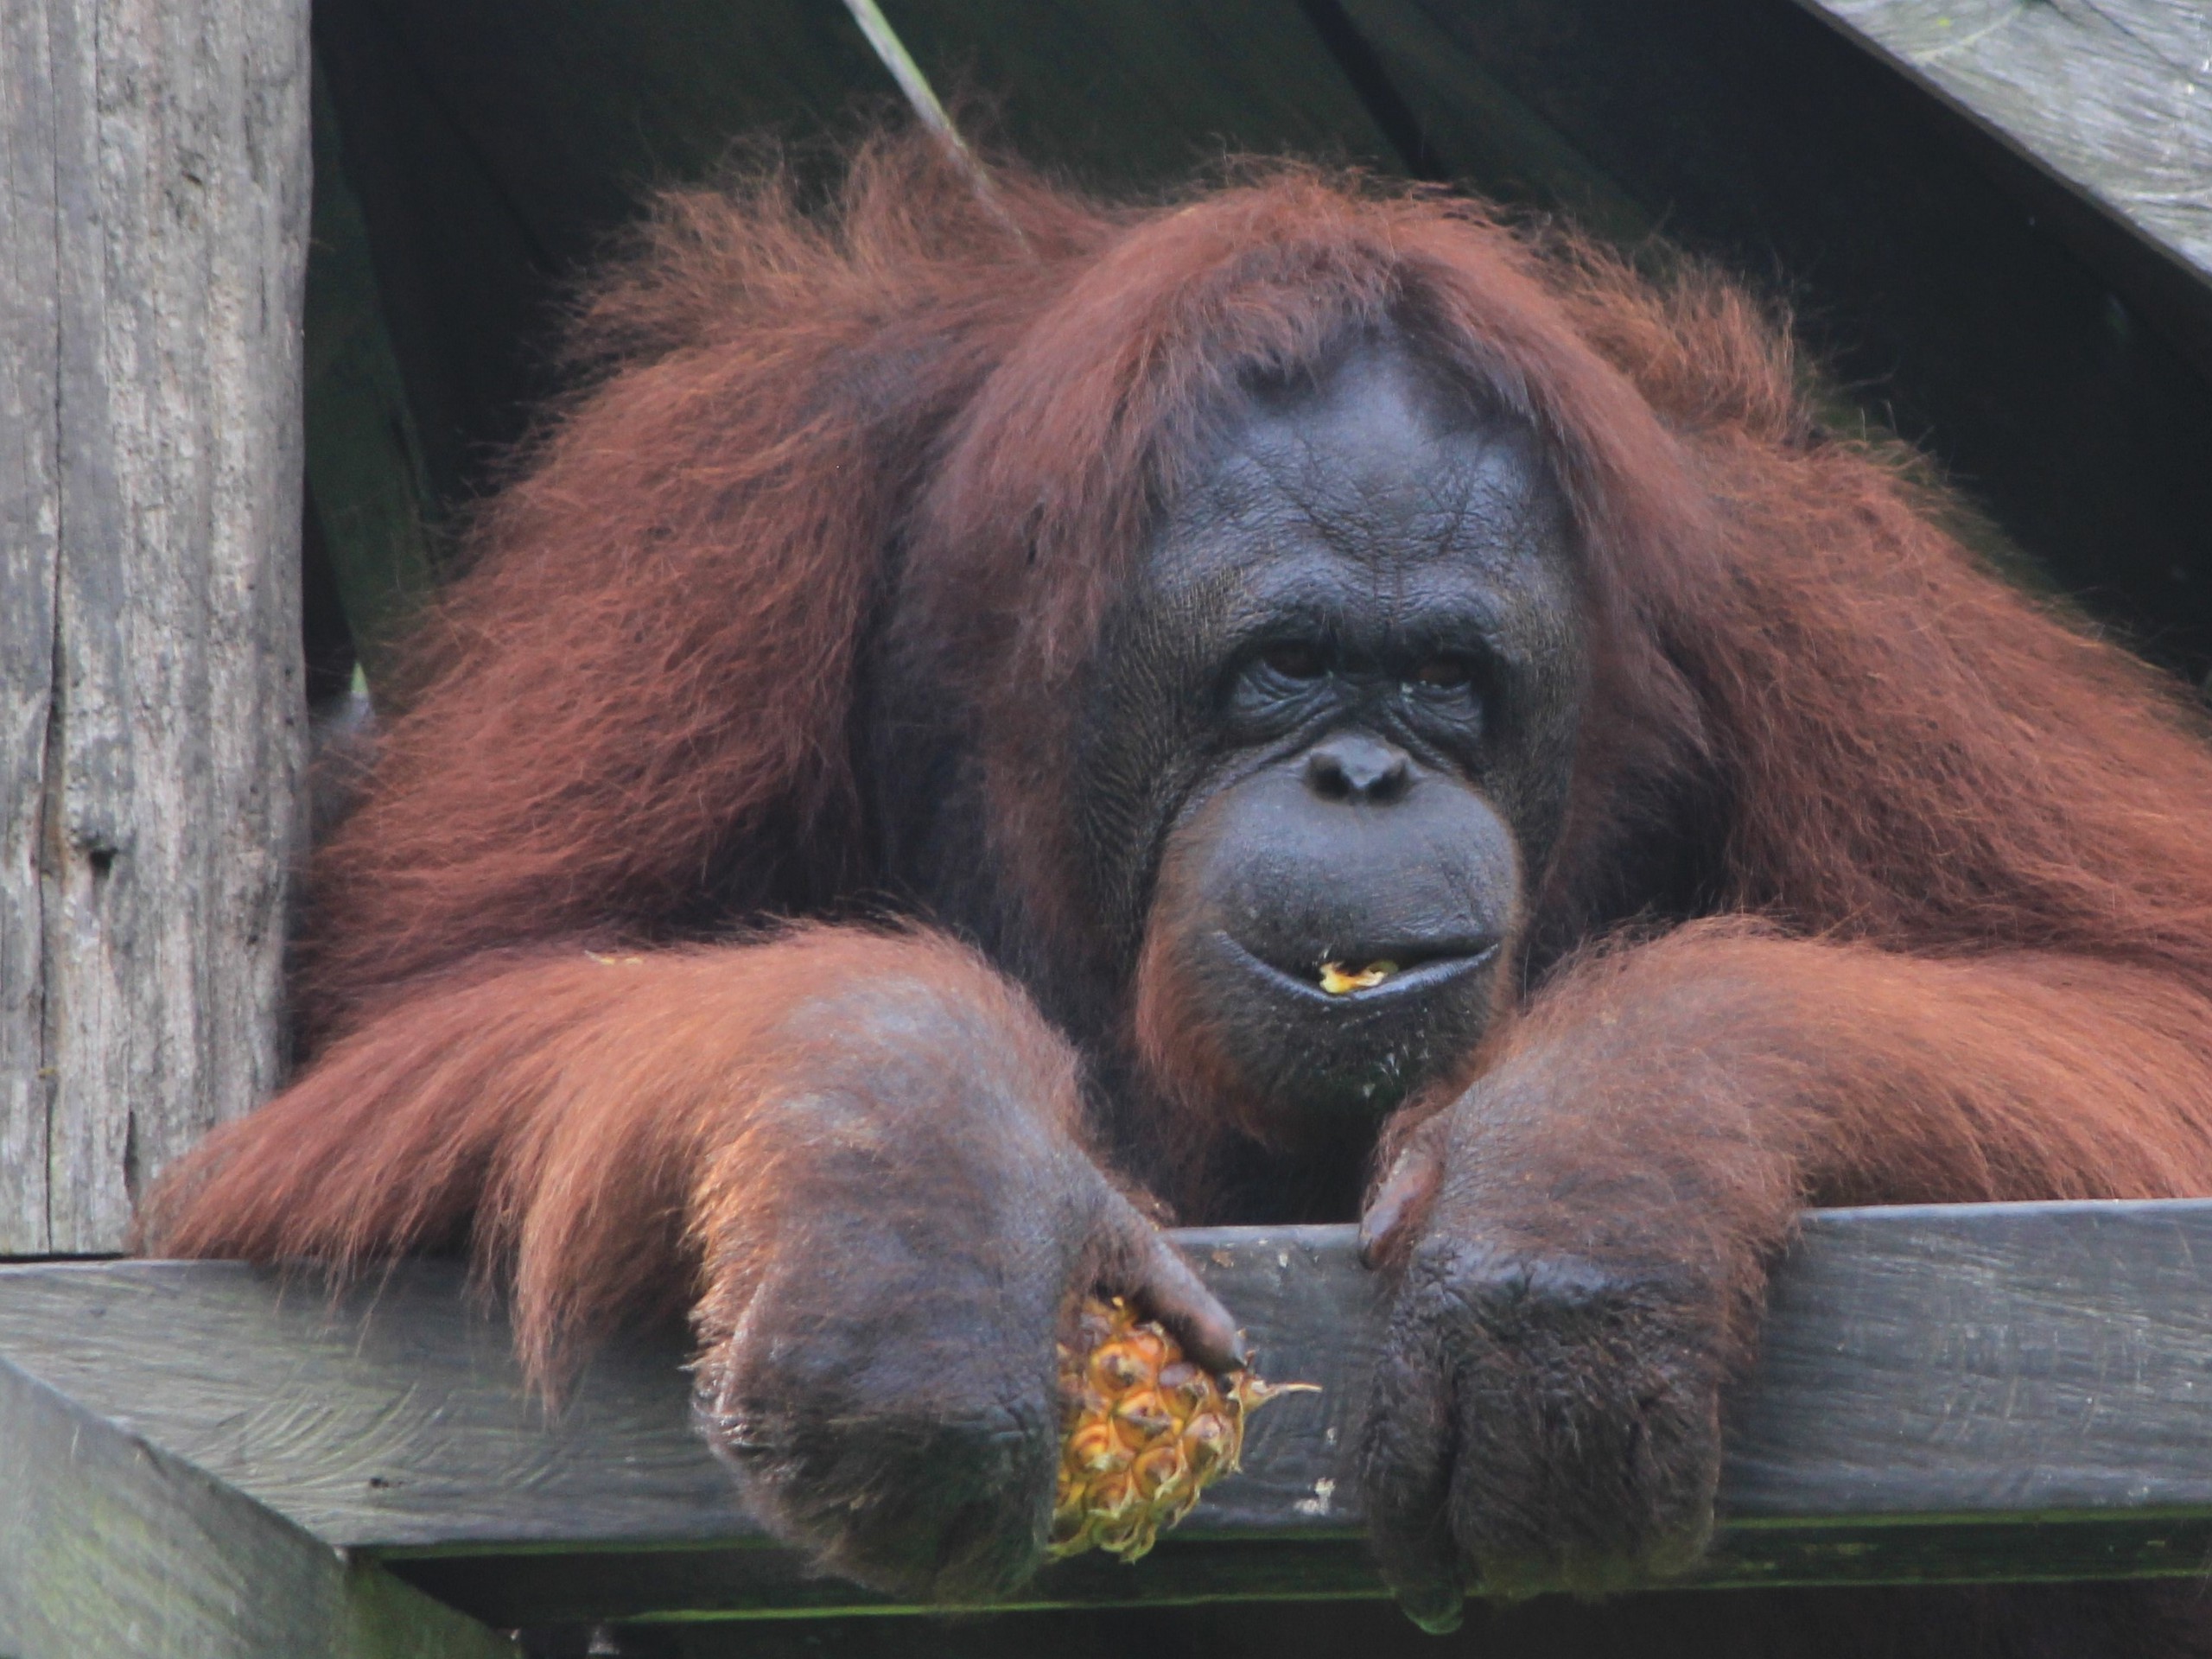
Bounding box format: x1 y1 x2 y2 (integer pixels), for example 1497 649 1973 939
1260 642 1326 680
1413 657 1474 690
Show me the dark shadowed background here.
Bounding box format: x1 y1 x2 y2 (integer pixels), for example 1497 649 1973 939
298 0 2212 702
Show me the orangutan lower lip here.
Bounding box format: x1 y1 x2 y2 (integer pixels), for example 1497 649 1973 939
1222 935 1500 1004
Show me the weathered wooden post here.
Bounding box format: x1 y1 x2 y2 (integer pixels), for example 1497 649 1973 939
0 0 311 1254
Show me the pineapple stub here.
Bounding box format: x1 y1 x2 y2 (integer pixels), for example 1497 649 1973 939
1049 1294 1317 1563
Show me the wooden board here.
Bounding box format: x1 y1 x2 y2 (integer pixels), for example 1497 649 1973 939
0 0 310 1254
7 1202 2212 1626
0 1349 516 1657
1795 1 2212 293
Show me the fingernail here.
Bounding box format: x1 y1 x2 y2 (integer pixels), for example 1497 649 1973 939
1357 1220 1388 1269
1360 1160 1433 1267
1399 1585 1464 1635
1357 1211 1402 1269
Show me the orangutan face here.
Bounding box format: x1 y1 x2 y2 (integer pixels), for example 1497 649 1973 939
1084 336 1586 1135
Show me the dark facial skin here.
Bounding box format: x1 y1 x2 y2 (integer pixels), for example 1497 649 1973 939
1081 339 1586 1153
742 339 1599 1604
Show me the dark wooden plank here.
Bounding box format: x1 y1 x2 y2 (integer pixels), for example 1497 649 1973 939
309 0 563 510
304 58 441 683
7 1201 2212 1623
352 0 877 278
0 1348 516 1656
1792 1 2212 293
1329 0 1654 244
389 1512 2212 1627
316 0 1400 514
874 0 1398 188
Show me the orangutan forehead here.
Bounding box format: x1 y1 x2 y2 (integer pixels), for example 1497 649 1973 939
1134 341 1573 617
1154 340 1561 556
1185 425 1557 563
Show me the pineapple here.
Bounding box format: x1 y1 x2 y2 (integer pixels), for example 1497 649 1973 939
1047 1294 1316 1563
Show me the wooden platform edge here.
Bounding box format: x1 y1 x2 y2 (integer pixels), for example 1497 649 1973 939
1790 0 2212 289
0 1352 516 1659
1787 0 2212 385
6 1200 2212 1629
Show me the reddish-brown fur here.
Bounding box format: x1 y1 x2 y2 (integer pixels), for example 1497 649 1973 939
143 137 2212 1599
147 928 1088 1389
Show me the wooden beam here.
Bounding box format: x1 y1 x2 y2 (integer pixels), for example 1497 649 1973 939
1328 0 1656 244
0 0 311 1253
1792 1 2211 287
869 0 1399 188
6 1201 2212 1628
0 1345 516 1657
1790 0 2212 376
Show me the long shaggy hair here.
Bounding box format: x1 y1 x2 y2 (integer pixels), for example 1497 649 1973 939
144 133 2212 1383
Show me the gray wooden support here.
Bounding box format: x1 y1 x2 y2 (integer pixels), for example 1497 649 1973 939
0 0 312 1253
5 1200 2212 1646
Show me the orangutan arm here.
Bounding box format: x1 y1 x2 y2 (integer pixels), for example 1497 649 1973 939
1357 920 2212 1628
140 925 1237 1599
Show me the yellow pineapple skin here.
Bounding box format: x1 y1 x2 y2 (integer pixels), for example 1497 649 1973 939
1047 1294 1313 1563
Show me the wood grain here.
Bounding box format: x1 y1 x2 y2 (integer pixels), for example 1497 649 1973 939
0 1346 516 1656
0 0 311 1253
7 1203 2212 1621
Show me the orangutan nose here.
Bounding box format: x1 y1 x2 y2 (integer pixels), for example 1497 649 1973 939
1304 734 1412 805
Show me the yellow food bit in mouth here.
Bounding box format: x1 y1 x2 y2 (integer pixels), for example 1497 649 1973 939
1318 959 1398 995
1049 1295 1317 1563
